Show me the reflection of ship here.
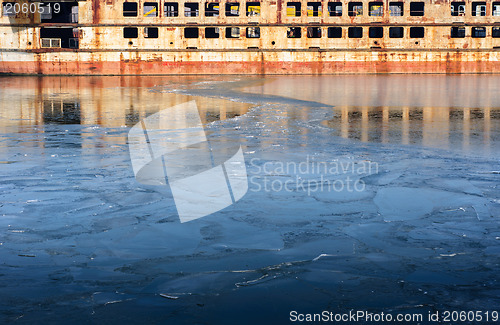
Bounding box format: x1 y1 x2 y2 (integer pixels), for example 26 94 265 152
2 0 500 75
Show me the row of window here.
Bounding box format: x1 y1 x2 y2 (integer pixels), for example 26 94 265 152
122 26 500 39
124 1 261 17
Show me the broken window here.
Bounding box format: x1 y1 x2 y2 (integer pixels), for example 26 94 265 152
123 2 138 17
2 2 16 17
123 27 138 38
410 26 424 38
246 27 260 38
246 2 260 16
327 27 342 38
389 26 404 38
493 27 500 37
369 26 383 38
205 2 219 16
40 2 77 23
389 2 403 16
451 26 465 38
205 27 220 38
184 3 199 17
287 27 301 38
41 27 79 48
451 2 465 16
164 2 179 17
410 2 424 16
472 27 486 37
226 27 240 38
348 2 363 16
328 2 342 16
494 3 500 16
184 27 199 38
472 2 486 16
226 2 240 16
145 27 158 38
369 2 383 16
307 27 322 38
144 2 158 17
307 2 322 17
348 26 363 38
287 2 301 17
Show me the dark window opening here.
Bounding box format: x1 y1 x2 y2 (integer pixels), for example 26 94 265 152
287 2 301 16
369 26 383 38
369 2 383 16
205 27 220 38
246 2 260 16
494 2 500 16
226 27 240 38
451 26 465 38
184 27 199 38
184 3 199 17
144 2 158 17
348 2 363 16
123 2 138 17
410 26 424 38
246 27 260 38
492 27 500 37
410 2 424 16
472 2 486 16
307 27 322 38
328 2 342 16
451 2 466 16
389 26 404 38
41 27 79 48
307 2 322 16
348 26 363 38
472 27 486 37
40 2 78 23
327 26 342 38
145 27 158 38
2 2 16 17
226 2 240 16
287 27 301 38
164 2 179 17
205 2 219 16
389 2 403 16
123 27 138 38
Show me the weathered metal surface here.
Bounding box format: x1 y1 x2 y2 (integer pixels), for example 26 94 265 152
1 0 500 74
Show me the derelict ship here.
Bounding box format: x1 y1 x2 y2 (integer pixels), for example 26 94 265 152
1 0 500 75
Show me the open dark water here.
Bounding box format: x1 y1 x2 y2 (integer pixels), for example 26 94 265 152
0 75 499 324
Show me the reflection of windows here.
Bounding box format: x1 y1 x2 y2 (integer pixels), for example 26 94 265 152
184 27 199 38
389 26 404 38
205 27 220 38
287 27 301 38
226 27 240 38
451 2 465 16
348 26 363 38
145 27 158 38
246 2 260 16
472 2 486 16
410 2 424 16
287 2 301 16
226 2 240 16
307 27 322 38
164 2 179 17
246 27 260 38
124 27 138 38
369 2 383 16
144 2 158 17
184 3 199 17
205 2 219 16
389 2 403 16
472 27 486 37
451 26 465 38
369 26 383 38
43 100 81 125
410 26 424 38
307 2 322 16
328 2 342 16
123 2 138 17
493 27 500 37
348 2 363 16
327 27 342 38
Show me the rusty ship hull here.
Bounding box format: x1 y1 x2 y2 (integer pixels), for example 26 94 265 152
1 0 500 75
